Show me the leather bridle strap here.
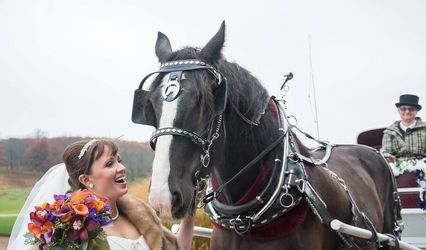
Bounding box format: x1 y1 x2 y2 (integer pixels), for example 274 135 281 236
149 115 223 185
150 127 207 150
137 60 223 90
203 129 286 204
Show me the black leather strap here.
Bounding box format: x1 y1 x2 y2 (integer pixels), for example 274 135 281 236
150 127 207 150
303 180 335 227
137 60 223 90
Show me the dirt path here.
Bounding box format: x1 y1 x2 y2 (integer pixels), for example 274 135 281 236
0 236 9 249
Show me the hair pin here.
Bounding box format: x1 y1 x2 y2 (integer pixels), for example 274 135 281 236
78 139 98 160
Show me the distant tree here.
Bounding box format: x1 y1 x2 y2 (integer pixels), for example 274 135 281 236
1 136 152 176
23 138 50 172
33 129 48 139
4 138 24 171
0 143 7 166
116 140 153 181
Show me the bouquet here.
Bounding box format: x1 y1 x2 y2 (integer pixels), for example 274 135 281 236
24 189 112 249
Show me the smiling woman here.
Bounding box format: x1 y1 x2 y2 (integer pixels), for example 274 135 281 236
8 138 195 250
382 94 426 161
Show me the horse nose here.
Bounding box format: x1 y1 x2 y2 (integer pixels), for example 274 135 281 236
172 191 182 209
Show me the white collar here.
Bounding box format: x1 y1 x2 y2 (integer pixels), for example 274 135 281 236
399 120 416 131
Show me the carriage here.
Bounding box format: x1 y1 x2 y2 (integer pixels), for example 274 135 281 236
357 128 426 249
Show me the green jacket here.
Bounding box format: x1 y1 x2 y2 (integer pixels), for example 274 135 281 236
382 117 426 159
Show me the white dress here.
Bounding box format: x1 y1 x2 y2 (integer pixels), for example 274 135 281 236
107 235 150 250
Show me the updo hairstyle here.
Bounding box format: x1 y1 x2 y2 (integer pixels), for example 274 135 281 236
63 139 118 190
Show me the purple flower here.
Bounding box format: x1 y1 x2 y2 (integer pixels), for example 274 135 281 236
88 208 96 220
104 204 110 212
419 201 426 210
54 193 71 201
85 196 96 203
44 228 55 244
51 204 72 217
415 169 425 181
68 216 100 241
88 207 112 225
97 214 113 226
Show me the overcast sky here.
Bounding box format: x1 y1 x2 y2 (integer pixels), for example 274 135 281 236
1 0 425 144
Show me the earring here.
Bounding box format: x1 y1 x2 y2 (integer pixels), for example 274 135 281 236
88 183 94 189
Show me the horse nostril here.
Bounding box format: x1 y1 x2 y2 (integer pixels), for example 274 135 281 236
172 191 182 208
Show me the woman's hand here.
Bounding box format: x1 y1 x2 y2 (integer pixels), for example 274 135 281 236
386 154 396 163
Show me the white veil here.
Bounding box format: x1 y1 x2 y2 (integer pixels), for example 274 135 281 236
7 163 70 250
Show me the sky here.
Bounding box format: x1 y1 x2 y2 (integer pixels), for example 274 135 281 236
0 0 425 144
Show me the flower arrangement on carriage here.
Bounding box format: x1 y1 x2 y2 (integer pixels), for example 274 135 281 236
24 189 112 250
389 158 426 210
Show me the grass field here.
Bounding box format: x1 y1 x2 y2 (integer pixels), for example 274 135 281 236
0 187 31 236
0 187 31 214
0 217 16 236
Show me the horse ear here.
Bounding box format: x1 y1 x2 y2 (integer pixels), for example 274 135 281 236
200 21 225 64
155 32 172 63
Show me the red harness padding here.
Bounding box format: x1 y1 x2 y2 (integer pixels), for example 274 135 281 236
210 99 309 240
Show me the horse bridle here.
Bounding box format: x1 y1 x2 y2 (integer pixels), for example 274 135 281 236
132 59 228 186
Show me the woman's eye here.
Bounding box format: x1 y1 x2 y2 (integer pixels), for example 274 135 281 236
118 158 122 163
106 161 113 167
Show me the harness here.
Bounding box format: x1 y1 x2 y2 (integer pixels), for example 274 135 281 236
132 60 403 248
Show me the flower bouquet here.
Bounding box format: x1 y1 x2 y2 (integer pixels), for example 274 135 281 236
24 189 112 249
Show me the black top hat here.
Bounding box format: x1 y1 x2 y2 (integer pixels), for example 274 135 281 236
395 94 422 111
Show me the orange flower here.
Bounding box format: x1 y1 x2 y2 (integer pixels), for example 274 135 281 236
28 223 42 239
60 213 73 222
52 199 64 211
41 202 48 210
74 204 89 217
41 221 54 232
70 189 93 204
88 200 105 212
28 221 54 240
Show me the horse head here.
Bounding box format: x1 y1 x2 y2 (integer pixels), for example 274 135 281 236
134 22 227 219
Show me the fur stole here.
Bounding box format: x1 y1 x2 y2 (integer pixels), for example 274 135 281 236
117 194 178 250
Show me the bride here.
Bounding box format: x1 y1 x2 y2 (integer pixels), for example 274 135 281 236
8 138 194 250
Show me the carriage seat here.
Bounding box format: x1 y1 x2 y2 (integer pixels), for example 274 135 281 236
357 128 423 209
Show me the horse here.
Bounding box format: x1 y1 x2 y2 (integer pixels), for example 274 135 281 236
132 22 401 249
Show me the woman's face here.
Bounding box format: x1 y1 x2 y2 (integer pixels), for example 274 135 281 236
88 146 127 201
398 105 417 122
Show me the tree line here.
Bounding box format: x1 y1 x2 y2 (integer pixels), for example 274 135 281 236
0 137 154 182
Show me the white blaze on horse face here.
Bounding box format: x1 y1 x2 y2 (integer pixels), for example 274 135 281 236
149 74 179 220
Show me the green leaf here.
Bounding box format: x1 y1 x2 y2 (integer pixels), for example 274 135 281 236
80 240 88 250
94 235 110 249
49 246 66 250
87 239 93 250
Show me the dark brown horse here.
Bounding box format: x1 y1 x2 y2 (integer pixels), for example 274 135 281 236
132 22 400 249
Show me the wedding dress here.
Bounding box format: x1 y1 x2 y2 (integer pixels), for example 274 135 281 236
107 235 150 250
7 164 152 250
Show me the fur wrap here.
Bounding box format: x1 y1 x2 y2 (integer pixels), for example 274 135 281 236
118 194 178 250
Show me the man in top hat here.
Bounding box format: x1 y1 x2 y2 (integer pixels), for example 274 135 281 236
382 94 426 161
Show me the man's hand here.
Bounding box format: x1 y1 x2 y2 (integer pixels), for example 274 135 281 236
177 214 195 250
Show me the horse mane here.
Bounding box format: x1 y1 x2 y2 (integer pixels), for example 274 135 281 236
217 61 270 124
216 60 280 154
